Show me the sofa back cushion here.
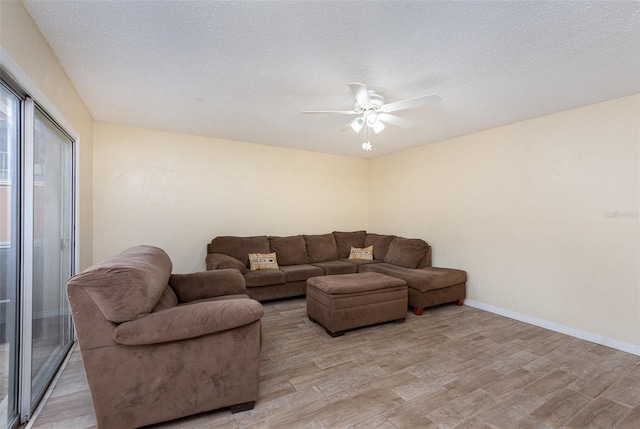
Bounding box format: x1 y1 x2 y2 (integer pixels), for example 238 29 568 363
209 236 270 267
269 235 310 265
333 230 366 258
304 233 339 263
384 237 431 269
364 233 396 261
68 245 172 323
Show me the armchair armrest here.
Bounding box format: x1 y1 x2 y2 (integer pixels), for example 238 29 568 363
170 269 246 303
206 253 248 273
112 298 264 345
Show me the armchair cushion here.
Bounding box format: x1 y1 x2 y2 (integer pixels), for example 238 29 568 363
206 253 248 274
169 269 246 303
112 299 264 345
69 245 172 323
151 286 178 312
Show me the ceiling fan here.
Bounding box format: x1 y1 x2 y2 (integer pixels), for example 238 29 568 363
302 83 441 135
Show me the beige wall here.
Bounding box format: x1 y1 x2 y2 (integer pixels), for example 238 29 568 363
5 0 636 350
0 0 94 269
369 94 640 348
93 122 368 273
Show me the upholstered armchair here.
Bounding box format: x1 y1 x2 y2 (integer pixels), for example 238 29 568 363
66 245 263 429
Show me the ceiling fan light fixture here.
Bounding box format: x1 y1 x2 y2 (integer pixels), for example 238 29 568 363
350 117 365 133
372 120 385 134
366 112 378 126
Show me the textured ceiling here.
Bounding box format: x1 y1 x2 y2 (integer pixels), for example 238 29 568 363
23 0 640 158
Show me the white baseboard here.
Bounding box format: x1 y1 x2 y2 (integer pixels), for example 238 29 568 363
464 299 640 357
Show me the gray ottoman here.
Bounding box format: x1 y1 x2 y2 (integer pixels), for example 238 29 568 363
306 272 408 337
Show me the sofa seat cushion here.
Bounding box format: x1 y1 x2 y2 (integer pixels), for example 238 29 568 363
209 236 270 268
360 264 467 292
341 258 382 268
312 260 359 275
68 245 172 323
384 237 430 269
244 269 286 288
364 233 396 261
333 230 366 259
279 264 325 282
304 233 339 263
269 235 310 265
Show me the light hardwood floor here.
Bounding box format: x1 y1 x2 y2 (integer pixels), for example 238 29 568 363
27 298 640 429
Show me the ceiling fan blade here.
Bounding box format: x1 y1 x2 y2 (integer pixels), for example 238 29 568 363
378 113 413 128
348 82 372 108
302 110 358 114
381 94 441 113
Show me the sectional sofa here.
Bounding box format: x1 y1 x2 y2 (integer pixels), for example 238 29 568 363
206 231 467 315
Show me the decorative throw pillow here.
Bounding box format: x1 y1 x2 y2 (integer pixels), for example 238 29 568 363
249 252 279 270
348 245 374 260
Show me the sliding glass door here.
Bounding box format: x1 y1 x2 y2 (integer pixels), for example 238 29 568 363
0 77 75 428
29 107 74 407
0 81 20 429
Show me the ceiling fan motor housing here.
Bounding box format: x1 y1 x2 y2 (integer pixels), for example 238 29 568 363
355 91 384 112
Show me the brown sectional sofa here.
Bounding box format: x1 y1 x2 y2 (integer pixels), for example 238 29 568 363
206 231 466 314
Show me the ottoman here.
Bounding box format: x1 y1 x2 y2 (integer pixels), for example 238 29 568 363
306 272 408 337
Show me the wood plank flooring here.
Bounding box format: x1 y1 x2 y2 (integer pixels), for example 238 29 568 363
26 298 640 428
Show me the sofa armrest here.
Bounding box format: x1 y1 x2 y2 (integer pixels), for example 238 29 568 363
112 298 264 345
206 252 248 273
169 269 246 303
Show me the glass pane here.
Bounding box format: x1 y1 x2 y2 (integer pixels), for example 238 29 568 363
30 108 73 405
0 85 19 427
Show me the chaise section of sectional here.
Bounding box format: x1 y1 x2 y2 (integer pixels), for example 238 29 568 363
359 236 466 314
359 264 467 315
